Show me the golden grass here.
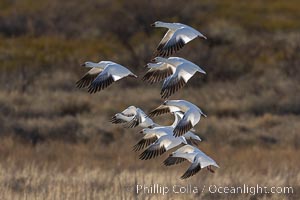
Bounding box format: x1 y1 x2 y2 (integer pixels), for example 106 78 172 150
0 137 298 200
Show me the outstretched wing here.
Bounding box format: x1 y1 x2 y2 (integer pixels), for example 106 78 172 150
76 68 103 88
87 72 114 93
161 75 186 99
155 30 174 57
180 162 201 179
124 108 151 128
163 156 187 166
173 116 193 137
139 143 166 160
161 63 201 99
110 115 128 124
142 63 175 84
154 28 197 57
133 135 158 152
124 114 142 128
148 105 171 117
186 138 200 147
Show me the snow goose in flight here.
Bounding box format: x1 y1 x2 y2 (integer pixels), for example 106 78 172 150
133 121 201 152
151 21 207 57
110 106 156 128
142 56 189 84
163 145 219 179
139 127 187 160
110 105 136 124
148 100 207 137
76 61 114 88
77 61 137 93
148 57 206 98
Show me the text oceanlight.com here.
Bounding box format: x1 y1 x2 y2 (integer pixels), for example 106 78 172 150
133 184 294 195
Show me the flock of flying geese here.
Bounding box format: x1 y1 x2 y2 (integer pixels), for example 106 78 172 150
76 21 219 179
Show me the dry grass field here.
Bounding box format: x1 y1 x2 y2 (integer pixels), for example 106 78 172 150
0 0 300 199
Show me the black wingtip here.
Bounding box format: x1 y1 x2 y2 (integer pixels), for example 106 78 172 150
173 129 183 137
163 157 186 166
180 163 201 179
132 144 142 152
173 121 193 137
109 116 118 123
139 146 166 160
109 116 127 124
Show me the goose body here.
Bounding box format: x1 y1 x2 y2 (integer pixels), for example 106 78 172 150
145 57 206 98
76 61 137 93
143 57 205 87
110 106 155 128
76 61 114 88
163 145 219 179
151 21 207 57
149 100 206 136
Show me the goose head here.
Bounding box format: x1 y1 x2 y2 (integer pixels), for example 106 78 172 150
151 56 168 63
163 100 180 107
81 61 95 67
151 21 179 30
151 57 179 67
139 128 152 134
151 21 165 27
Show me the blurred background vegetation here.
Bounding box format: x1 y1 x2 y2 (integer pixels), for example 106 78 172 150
0 0 299 199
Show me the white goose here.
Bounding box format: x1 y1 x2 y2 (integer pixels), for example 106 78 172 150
151 21 207 57
145 57 206 98
148 100 207 137
110 105 135 124
163 145 219 179
111 106 185 129
143 57 197 84
110 106 155 128
76 61 114 88
133 121 201 152
139 129 187 160
77 61 137 93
